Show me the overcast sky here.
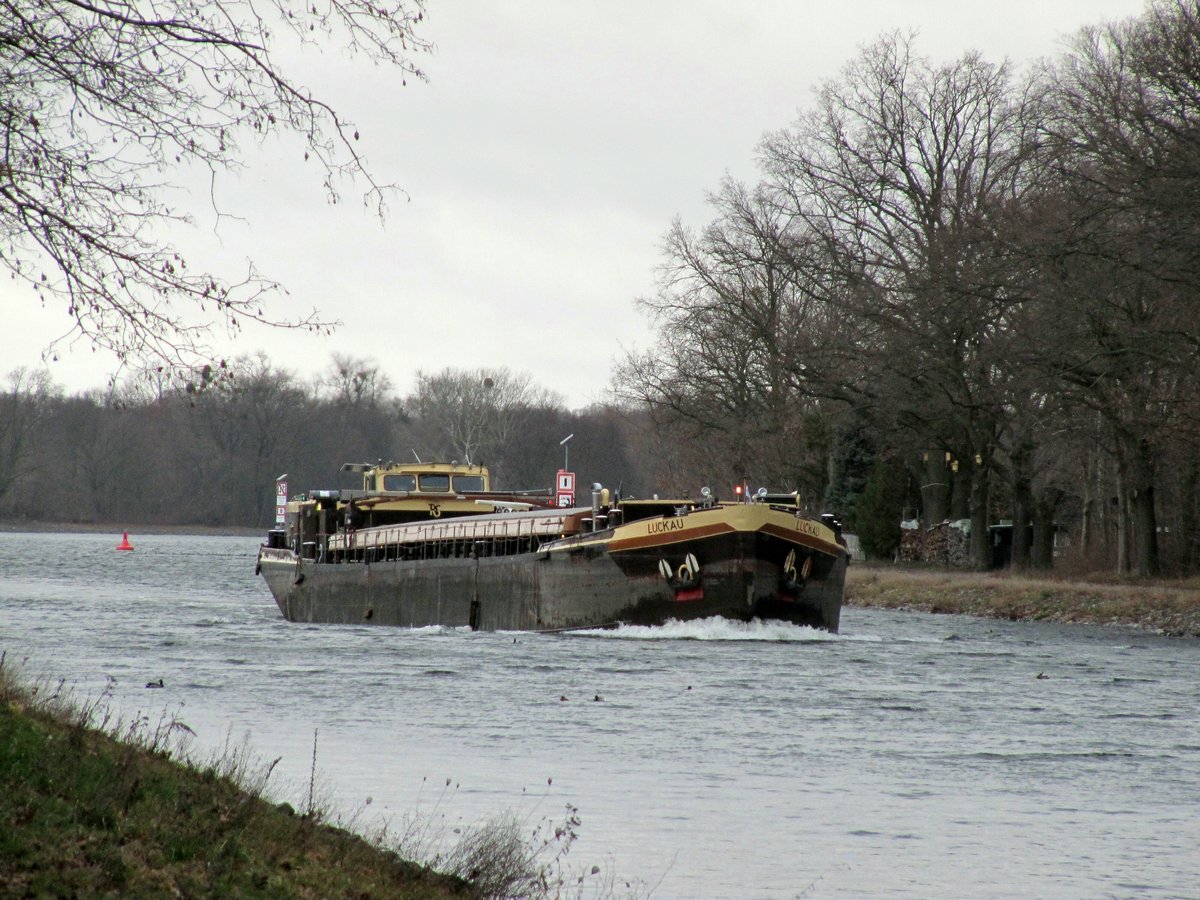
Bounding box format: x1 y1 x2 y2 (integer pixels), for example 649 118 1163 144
4 0 1148 408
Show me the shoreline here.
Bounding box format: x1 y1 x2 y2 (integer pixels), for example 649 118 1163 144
846 564 1200 637
0 519 261 537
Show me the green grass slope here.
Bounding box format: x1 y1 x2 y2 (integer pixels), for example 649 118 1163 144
0 668 472 899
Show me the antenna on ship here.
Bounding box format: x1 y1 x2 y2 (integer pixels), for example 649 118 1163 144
411 449 422 463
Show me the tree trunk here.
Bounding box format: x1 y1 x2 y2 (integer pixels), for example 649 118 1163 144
1115 462 1132 574
969 461 991 570
1080 448 1098 553
1009 444 1033 570
1129 438 1160 577
1181 454 1199 576
1031 497 1057 569
920 450 950 526
950 463 970 521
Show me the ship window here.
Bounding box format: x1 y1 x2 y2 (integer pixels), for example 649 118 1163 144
453 475 486 492
383 474 416 492
419 473 450 492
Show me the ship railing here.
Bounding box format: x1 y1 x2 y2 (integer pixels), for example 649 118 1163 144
327 508 588 563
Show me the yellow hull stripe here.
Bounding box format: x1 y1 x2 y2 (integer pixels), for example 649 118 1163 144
551 505 843 557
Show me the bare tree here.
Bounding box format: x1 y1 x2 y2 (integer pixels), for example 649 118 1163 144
0 0 430 372
315 353 404 465
182 352 310 524
50 391 128 520
320 353 394 408
614 178 846 501
406 367 563 485
1033 0 1200 574
0 367 56 508
759 33 1041 566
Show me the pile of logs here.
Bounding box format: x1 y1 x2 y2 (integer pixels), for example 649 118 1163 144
899 521 971 567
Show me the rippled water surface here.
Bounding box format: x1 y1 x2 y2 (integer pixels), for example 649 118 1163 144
2 532 1198 898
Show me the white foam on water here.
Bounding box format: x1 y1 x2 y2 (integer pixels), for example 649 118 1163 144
571 615 870 642
405 625 474 636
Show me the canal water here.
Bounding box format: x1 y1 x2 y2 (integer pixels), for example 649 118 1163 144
1 532 1197 898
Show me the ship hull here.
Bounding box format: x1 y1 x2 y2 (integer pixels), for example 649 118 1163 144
259 504 847 632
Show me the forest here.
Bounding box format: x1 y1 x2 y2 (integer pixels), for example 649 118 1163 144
3 2 1200 578
613 3 1200 578
0 360 647 533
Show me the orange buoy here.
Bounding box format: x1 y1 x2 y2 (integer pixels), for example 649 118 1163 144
117 531 134 551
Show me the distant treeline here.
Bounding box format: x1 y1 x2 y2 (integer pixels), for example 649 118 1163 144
0 359 647 531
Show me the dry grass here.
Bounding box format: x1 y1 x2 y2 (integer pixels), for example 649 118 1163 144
0 655 646 899
0 655 463 898
846 564 1200 636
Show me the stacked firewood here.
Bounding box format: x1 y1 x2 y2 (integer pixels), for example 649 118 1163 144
945 526 972 567
898 527 924 562
898 522 971 567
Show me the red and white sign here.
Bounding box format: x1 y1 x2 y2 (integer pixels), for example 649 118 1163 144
556 469 575 507
275 478 288 527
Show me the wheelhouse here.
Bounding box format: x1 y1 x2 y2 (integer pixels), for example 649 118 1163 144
342 461 491 494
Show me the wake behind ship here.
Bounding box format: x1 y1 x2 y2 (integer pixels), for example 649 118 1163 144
256 461 848 632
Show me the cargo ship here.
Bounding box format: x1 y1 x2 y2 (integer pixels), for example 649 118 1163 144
256 461 848 632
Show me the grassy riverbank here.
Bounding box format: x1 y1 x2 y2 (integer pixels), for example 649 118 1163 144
0 662 477 899
846 565 1200 637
